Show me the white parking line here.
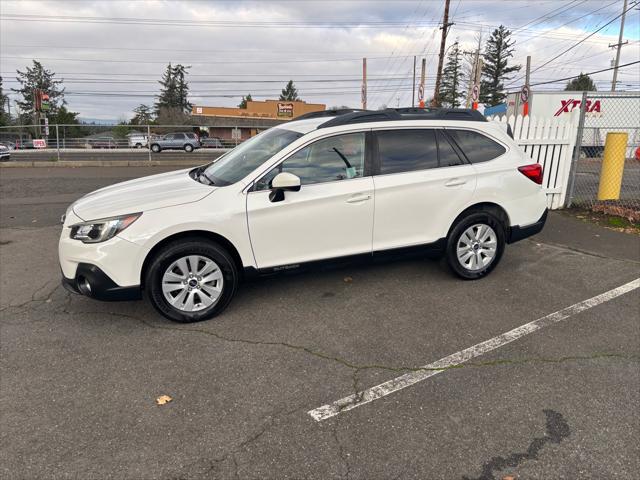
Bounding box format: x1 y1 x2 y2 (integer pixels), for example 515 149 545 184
308 278 640 422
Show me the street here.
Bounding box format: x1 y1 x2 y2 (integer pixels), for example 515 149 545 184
1 166 639 479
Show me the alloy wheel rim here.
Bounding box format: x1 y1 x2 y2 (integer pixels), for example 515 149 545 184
456 224 497 271
161 255 223 312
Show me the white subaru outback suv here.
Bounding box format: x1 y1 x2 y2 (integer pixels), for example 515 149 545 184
60 108 547 322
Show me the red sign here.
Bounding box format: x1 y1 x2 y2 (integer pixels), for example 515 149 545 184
553 99 601 116
33 139 47 149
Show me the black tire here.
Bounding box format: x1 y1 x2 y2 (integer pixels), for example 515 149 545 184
184 144 194 152
145 238 239 322
445 210 506 280
151 144 161 153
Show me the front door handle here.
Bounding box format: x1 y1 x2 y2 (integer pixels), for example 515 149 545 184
346 194 372 204
445 178 466 187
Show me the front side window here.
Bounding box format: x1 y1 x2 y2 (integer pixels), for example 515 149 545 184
203 127 303 186
377 129 438 175
447 129 506 163
255 132 366 190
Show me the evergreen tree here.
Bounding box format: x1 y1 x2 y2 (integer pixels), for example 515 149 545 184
479 26 521 107
0 76 9 126
439 42 464 108
131 104 153 125
238 94 253 109
565 73 597 91
155 63 191 114
52 106 86 137
12 60 65 122
172 64 191 113
279 80 300 101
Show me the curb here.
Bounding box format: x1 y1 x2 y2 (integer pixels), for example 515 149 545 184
0 160 205 168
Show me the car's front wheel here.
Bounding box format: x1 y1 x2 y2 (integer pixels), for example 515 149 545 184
145 238 239 322
151 144 161 153
446 211 505 280
184 144 194 152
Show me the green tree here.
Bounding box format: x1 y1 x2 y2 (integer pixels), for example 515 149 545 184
479 26 521 107
279 80 300 101
172 64 191 113
131 104 153 125
0 76 9 126
53 105 86 140
12 60 65 123
439 41 464 108
155 63 191 115
238 94 253 109
565 73 597 91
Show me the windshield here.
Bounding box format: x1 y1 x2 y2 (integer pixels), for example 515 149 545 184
203 128 302 186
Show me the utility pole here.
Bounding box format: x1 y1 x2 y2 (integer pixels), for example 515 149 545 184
432 0 452 107
418 58 426 108
412 56 417 108
610 0 628 92
361 57 367 110
523 55 531 116
465 34 482 108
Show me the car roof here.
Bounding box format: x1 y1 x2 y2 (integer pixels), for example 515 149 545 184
277 108 487 135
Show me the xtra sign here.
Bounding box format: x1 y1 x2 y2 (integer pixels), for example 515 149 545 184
554 99 601 116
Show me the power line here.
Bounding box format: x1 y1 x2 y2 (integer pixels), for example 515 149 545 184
509 1 639 85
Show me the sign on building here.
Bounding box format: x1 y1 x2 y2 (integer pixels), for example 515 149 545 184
277 103 294 117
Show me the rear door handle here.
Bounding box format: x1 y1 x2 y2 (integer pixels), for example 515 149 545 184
346 194 372 203
445 178 466 187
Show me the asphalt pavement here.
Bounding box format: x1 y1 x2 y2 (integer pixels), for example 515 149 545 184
1 166 639 479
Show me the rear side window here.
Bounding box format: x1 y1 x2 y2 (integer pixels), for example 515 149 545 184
377 129 438 174
447 129 506 163
437 130 465 167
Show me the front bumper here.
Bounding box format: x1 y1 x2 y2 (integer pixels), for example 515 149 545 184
62 263 141 301
507 209 548 243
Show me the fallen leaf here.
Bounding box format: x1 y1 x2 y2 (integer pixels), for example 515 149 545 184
502 476 516 480
156 394 173 405
343 276 353 283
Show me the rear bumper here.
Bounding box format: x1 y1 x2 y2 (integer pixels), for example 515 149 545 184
61 263 141 301
508 209 548 244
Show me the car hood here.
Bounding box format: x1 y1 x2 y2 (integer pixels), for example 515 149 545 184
72 168 215 220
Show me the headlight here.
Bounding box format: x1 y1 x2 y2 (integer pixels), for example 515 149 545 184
70 213 141 243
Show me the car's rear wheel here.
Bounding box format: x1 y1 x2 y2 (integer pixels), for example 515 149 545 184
145 239 239 322
184 144 194 152
151 144 161 153
446 211 505 280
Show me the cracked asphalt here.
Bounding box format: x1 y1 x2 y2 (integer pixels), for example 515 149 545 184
1 166 639 480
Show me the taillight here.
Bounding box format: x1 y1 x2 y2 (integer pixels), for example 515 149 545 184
518 164 543 185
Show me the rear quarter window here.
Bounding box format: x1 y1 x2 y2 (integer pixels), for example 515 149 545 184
447 129 506 163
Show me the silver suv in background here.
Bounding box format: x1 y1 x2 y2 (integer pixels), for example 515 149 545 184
150 132 201 153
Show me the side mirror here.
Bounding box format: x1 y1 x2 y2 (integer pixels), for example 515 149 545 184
269 172 301 202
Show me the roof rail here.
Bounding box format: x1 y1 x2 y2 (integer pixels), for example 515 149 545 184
317 107 486 129
293 108 364 121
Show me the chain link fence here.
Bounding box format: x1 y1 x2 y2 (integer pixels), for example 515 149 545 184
0 122 269 163
567 92 640 220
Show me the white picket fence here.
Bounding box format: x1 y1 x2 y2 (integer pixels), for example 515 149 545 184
489 115 578 209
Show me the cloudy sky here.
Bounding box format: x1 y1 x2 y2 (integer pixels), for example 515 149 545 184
1 0 638 121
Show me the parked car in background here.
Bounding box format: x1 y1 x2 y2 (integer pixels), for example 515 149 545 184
0 144 11 161
2 141 17 150
200 137 224 148
86 137 117 149
150 132 201 152
59 108 548 323
127 133 148 148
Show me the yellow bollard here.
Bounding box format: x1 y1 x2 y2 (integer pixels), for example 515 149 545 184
597 132 628 201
